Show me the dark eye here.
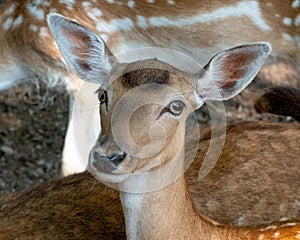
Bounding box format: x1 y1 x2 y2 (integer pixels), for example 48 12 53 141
168 101 185 116
98 90 107 105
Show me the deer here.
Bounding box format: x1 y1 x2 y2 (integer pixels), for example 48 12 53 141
0 0 299 175
255 86 300 121
45 13 300 239
0 13 300 239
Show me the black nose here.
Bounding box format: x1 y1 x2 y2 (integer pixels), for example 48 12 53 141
92 151 126 172
108 152 126 166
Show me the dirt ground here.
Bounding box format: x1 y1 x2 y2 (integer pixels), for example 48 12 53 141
0 73 297 196
0 84 68 195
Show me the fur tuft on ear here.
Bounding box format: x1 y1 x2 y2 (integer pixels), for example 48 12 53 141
47 13 117 83
197 42 271 101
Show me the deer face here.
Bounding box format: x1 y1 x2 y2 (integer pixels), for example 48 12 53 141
47 13 271 185
90 60 199 183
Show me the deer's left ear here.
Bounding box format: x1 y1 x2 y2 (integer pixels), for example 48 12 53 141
47 13 118 83
196 42 271 103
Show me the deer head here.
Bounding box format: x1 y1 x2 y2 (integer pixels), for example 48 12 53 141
47 13 271 188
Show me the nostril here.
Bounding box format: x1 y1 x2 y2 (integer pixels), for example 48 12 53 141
108 152 126 166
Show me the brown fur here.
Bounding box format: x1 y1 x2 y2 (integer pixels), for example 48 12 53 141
0 122 299 239
0 171 126 239
255 86 300 121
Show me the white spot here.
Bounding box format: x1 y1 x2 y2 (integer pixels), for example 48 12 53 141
128 0 135 8
59 0 75 3
280 217 289 221
4 4 16 15
49 8 57 14
96 18 133 33
87 8 103 20
283 17 292 26
281 222 296 227
147 0 155 3
274 232 280 238
3 18 13 30
107 0 114 3
258 234 264 240
115 41 152 55
275 14 280 18
13 15 23 29
167 0 175 4
149 1 272 31
292 0 300 8
137 15 148 28
59 0 75 10
82 1 92 8
28 6 45 21
295 14 300 26
30 24 38 32
260 225 277 231
30 0 49 6
39 26 48 37
42 1 50 6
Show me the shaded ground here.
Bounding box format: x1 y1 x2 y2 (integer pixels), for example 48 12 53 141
0 74 297 196
0 84 68 195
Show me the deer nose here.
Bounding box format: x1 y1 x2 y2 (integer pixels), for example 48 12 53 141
108 152 126 166
91 151 126 172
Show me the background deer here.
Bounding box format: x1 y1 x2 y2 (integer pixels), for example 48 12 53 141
46 14 300 239
0 0 299 175
255 86 300 121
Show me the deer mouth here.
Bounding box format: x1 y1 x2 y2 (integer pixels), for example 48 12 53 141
88 148 133 184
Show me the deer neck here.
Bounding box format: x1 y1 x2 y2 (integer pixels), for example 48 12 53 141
121 168 253 240
120 175 200 239
119 158 252 240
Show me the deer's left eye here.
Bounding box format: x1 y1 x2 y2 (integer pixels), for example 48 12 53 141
168 101 185 116
97 90 108 105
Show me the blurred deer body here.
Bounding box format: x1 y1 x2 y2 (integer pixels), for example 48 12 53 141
0 0 299 174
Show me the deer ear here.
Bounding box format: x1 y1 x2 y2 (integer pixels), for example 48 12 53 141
196 42 271 102
47 13 117 83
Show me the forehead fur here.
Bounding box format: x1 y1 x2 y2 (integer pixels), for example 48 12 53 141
119 59 184 88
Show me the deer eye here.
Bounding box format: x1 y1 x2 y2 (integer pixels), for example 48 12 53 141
97 90 108 105
168 101 185 116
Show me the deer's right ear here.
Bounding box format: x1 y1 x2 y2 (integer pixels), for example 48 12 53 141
47 13 117 83
195 42 271 102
